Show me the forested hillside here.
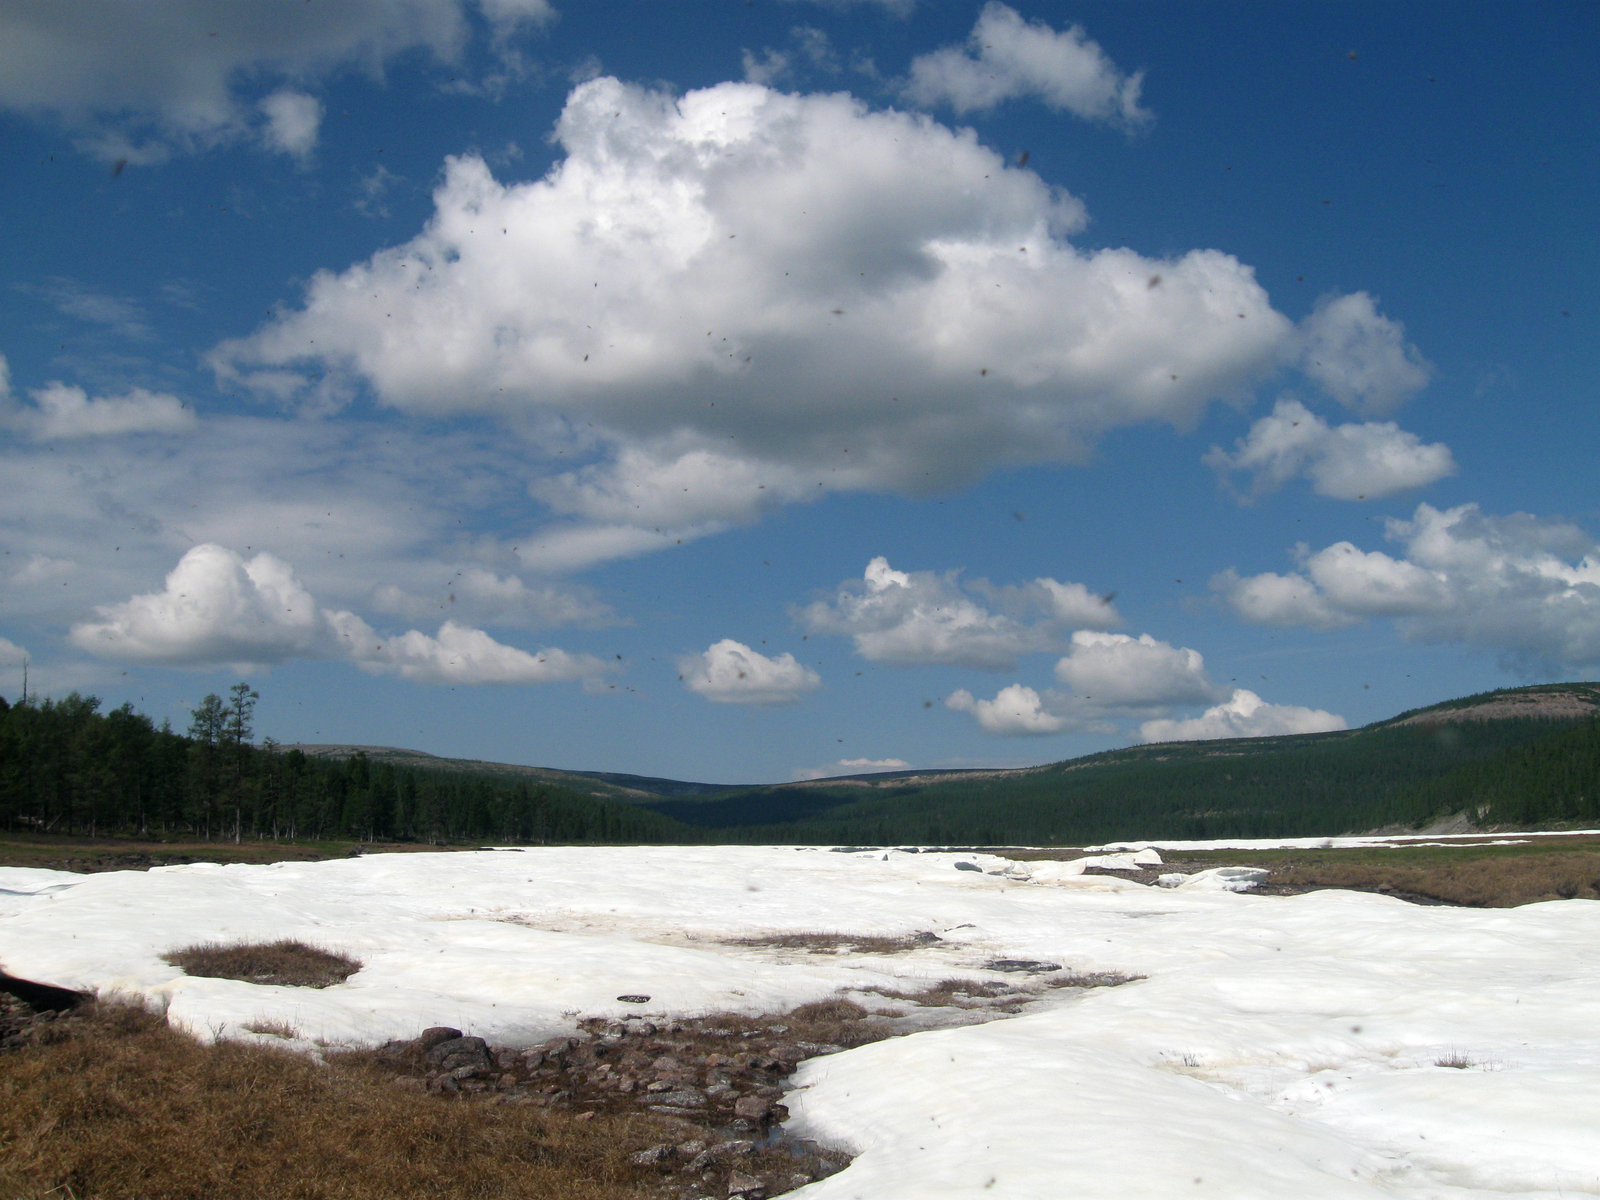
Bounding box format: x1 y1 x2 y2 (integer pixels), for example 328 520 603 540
3 683 1596 847
644 716 1594 844
0 687 687 845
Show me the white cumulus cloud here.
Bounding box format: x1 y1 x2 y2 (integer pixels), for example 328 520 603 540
1053 631 1223 706
212 74 1313 566
330 614 606 685
1299 292 1433 416
679 638 821 706
904 4 1149 126
1139 688 1347 743
1206 398 1454 501
70 543 609 684
946 684 1067 736
1213 502 1600 670
798 556 1118 670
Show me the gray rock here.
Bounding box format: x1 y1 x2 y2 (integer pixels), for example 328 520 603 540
426 1035 491 1071
417 1026 463 1051
651 1089 707 1108
726 1170 766 1196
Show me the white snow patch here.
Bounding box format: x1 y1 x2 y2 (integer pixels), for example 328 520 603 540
3 847 1599 1198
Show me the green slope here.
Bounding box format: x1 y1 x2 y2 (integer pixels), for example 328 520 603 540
641 683 1600 844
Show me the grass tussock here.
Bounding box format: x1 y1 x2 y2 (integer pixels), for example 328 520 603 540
1264 850 1600 907
726 930 942 955
163 940 361 989
241 1018 298 1038
0 1002 673 1200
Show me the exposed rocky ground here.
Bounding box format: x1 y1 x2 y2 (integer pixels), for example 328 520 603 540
351 1004 879 1198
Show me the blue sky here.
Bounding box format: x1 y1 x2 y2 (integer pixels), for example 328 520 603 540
1 0 1595 784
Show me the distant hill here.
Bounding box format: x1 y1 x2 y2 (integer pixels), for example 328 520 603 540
290 682 1600 844
285 744 745 801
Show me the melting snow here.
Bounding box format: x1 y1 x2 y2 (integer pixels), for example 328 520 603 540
2 845 1598 1198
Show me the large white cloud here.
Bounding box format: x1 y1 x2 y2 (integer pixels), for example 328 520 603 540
798 556 1119 670
1214 503 1600 669
903 4 1150 126
946 684 1067 736
679 638 821 706
1206 398 1454 502
1298 293 1433 416
1139 688 1347 743
1052 631 1223 707
0 0 552 161
212 74 1320 565
69 543 609 684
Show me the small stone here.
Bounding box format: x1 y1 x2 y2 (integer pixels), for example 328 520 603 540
653 1089 707 1107
616 993 651 1004
726 1170 765 1197
630 1144 673 1166
732 1096 772 1121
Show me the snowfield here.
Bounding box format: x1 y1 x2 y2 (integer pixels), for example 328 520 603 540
3 845 1599 1198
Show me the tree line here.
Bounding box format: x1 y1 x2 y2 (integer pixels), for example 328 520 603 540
0 688 686 845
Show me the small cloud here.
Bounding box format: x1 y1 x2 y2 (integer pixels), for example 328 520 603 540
10 381 196 439
260 90 322 160
799 556 1118 670
1052 631 1223 706
946 684 1067 735
742 48 792 86
1206 397 1455 501
355 163 402 218
679 638 821 705
795 756 911 781
1299 292 1432 415
29 277 153 340
1139 689 1346 742
903 3 1150 126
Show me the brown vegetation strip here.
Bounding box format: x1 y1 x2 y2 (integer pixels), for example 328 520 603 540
0 991 867 1200
1260 851 1600 907
0 1001 662 1200
725 930 944 954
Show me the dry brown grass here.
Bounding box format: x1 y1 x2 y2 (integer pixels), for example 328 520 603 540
163 940 361 989
1264 851 1600 907
725 930 942 955
241 1018 298 1038
868 978 1015 1007
1043 970 1145 989
0 1003 669 1200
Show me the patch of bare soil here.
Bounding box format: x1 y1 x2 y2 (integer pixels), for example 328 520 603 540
725 930 944 955
1391 688 1600 726
163 939 362 989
